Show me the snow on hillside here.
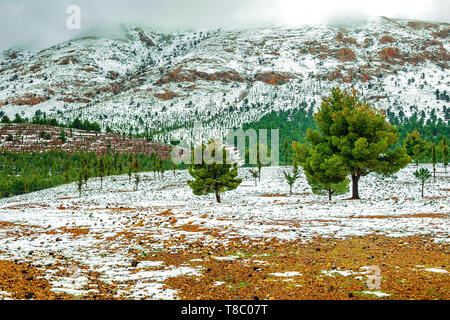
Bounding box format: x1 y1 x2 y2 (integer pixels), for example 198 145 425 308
0 165 448 299
0 18 449 143
0 123 169 156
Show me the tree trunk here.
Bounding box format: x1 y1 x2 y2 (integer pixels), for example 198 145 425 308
421 181 424 198
351 174 360 199
289 185 293 196
328 189 332 201
215 192 221 203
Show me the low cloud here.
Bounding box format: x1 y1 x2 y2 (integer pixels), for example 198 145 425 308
0 0 448 51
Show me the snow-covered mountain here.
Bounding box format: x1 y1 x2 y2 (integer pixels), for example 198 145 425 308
0 17 449 143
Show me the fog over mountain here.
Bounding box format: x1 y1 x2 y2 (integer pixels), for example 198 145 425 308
0 0 449 51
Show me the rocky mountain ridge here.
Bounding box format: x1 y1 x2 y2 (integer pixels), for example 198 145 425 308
0 17 449 142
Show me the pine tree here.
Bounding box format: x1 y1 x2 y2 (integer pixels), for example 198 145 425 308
294 135 349 201
431 143 437 182
405 131 427 168
249 169 260 187
187 142 242 203
414 168 431 198
81 158 90 187
58 130 67 143
283 161 300 196
312 87 410 199
245 143 270 181
132 157 141 191
24 178 29 194
77 170 84 197
158 157 166 178
283 140 291 165
150 152 158 177
133 157 141 173
440 136 448 173
134 174 140 191
63 161 70 183
127 154 134 182
98 157 106 189
170 158 177 176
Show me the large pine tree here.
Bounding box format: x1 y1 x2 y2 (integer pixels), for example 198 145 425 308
311 87 410 199
294 132 349 201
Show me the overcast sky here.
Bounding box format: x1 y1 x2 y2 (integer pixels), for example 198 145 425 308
0 0 449 51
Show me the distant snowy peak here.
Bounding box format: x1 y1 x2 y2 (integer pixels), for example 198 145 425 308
0 18 449 141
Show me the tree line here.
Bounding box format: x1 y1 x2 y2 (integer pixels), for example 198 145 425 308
0 149 176 198
186 88 448 202
1 112 101 133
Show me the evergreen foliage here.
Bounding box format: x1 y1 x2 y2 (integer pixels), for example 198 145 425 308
414 168 431 198
187 142 242 203
283 161 300 196
294 136 349 201
249 169 260 187
0 150 172 198
405 131 427 168
300 87 410 199
440 136 448 173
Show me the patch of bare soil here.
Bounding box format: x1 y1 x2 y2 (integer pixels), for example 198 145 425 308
261 193 288 198
350 213 449 219
162 235 449 300
0 260 122 300
0 260 65 300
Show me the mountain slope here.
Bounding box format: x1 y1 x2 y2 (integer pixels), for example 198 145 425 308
0 17 449 143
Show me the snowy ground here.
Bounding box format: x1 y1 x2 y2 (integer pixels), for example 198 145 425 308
0 164 448 299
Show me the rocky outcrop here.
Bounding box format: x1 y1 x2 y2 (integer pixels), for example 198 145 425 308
335 48 356 62
137 30 156 47
156 68 245 85
254 72 291 85
59 97 91 103
1 94 50 106
407 21 439 30
434 28 450 39
379 47 402 63
380 36 395 44
56 56 79 65
342 37 359 46
154 89 181 100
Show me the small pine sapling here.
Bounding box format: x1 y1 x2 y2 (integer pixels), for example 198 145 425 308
440 136 448 173
431 143 437 182
414 168 431 198
249 169 260 187
133 157 141 191
171 159 177 176
283 161 300 196
134 174 140 191
81 158 90 187
98 157 106 189
77 171 84 197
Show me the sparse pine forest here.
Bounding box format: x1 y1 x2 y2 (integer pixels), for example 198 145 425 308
0 150 172 197
0 88 448 201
